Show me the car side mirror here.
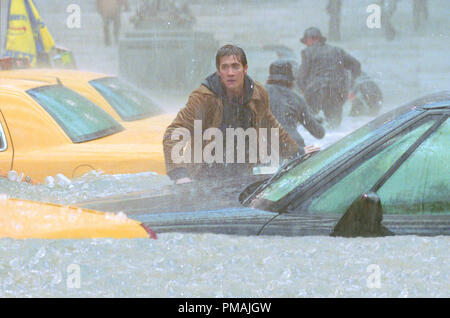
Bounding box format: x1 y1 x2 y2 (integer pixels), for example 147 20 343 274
330 191 394 237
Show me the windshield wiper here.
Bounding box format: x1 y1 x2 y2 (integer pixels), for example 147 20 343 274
241 150 319 206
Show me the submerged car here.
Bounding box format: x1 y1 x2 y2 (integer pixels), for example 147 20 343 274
0 78 168 182
0 195 156 239
78 91 450 237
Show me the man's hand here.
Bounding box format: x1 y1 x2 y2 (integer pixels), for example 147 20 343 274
175 177 192 185
303 145 320 154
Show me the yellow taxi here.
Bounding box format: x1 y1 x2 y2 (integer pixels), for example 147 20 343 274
0 68 176 133
0 195 156 239
0 78 169 182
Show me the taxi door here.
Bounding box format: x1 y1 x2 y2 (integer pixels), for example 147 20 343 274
0 109 14 174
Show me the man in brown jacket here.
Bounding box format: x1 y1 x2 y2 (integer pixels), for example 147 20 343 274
163 44 319 184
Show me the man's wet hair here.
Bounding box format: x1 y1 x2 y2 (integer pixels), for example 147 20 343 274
215 44 248 69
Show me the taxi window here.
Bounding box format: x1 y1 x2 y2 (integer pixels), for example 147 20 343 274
27 85 124 143
89 77 162 121
0 122 6 151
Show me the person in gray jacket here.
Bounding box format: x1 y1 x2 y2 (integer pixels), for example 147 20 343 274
266 59 325 148
298 27 361 128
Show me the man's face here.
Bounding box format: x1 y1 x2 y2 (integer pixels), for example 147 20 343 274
217 55 248 95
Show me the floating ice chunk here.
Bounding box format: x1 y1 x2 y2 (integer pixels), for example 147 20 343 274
7 170 17 181
55 173 72 187
35 246 46 259
115 212 128 222
50 272 63 285
7 170 23 182
44 176 55 188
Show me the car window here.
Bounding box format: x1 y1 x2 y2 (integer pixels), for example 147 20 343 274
258 107 420 202
89 77 162 121
0 121 6 151
378 118 449 214
27 85 124 143
307 118 436 214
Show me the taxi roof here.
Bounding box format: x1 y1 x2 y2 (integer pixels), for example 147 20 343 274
0 77 54 91
0 68 109 83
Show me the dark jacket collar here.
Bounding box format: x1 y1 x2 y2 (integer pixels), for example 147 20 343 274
202 72 255 105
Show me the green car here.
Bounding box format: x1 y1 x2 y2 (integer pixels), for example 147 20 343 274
243 91 449 236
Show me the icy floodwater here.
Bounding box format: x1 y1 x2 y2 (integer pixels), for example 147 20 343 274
0 235 448 298
1 115 449 298
1 0 449 297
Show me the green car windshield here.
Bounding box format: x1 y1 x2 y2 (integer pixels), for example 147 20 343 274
259 104 420 202
27 85 124 143
89 77 162 121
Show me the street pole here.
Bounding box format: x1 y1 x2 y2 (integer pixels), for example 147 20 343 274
0 0 8 56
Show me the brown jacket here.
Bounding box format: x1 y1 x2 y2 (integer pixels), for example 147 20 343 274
163 80 299 179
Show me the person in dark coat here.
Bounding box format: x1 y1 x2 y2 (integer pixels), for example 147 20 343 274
266 59 325 148
327 0 342 41
96 0 129 46
413 0 428 32
380 0 399 41
349 72 383 117
298 27 361 128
